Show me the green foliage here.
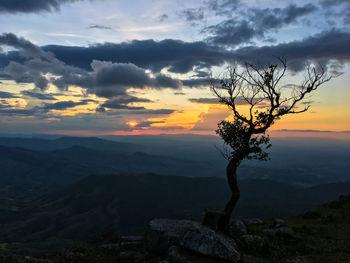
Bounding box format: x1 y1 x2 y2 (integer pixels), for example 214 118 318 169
216 118 271 161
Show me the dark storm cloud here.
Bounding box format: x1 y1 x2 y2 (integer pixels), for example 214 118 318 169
182 78 213 87
0 33 182 103
1 29 350 100
204 20 257 46
319 0 350 24
0 33 52 60
0 0 86 14
0 91 19 98
0 108 36 115
101 95 151 109
41 99 94 110
91 60 181 90
230 29 350 71
204 4 317 46
21 90 56 100
42 39 233 73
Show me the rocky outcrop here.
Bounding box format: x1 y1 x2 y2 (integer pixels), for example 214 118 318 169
242 218 263 225
168 246 229 263
233 218 247 234
146 219 240 262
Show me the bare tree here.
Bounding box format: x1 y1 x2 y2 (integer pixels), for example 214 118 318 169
210 58 333 233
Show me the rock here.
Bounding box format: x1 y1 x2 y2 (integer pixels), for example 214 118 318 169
233 219 247 234
168 246 229 263
121 241 144 250
264 227 294 239
202 209 225 231
241 254 270 263
100 243 119 249
241 235 264 247
272 218 286 228
24 256 53 263
119 251 145 263
121 235 144 242
63 251 85 260
242 218 263 225
284 257 306 263
146 218 240 262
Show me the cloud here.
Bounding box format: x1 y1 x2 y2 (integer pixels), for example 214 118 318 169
319 0 350 24
40 99 94 110
191 106 231 131
230 29 350 71
203 4 317 46
87 24 117 31
0 91 19 98
151 125 186 131
189 98 219 104
0 33 52 60
0 0 86 14
206 0 241 16
189 97 267 106
158 14 169 22
180 8 205 23
79 60 182 99
1 29 350 112
135 121 164 128
0 33 182 101
105 108 176 115
182 78 213 88
277 129 350 133
42 39 233 74
101 95 150 110
21 90 56 100
0 108 37 115
40 29 350 75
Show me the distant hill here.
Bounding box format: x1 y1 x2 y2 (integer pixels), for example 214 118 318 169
1 173 349 253
103 134 350 185
0 136 140 153
1 135 349 187
0 144 224 194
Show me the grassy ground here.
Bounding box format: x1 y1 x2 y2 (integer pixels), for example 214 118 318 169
235 195 350 263
1 195 349 263
285 195 350 263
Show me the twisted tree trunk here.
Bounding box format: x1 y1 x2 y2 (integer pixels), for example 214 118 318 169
217 159 240 233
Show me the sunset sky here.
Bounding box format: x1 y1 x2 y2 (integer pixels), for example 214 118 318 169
0 0 349 138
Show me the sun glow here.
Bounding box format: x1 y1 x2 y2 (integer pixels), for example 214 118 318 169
127 121 138 127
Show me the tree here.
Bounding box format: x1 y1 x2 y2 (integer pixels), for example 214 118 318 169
210 58 333 233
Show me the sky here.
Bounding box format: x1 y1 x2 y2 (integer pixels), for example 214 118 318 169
0 0 349 138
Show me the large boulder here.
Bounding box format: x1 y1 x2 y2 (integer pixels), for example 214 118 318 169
146 218 240 262
242 218 263 225
233 218 247 234
168 246 229 263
